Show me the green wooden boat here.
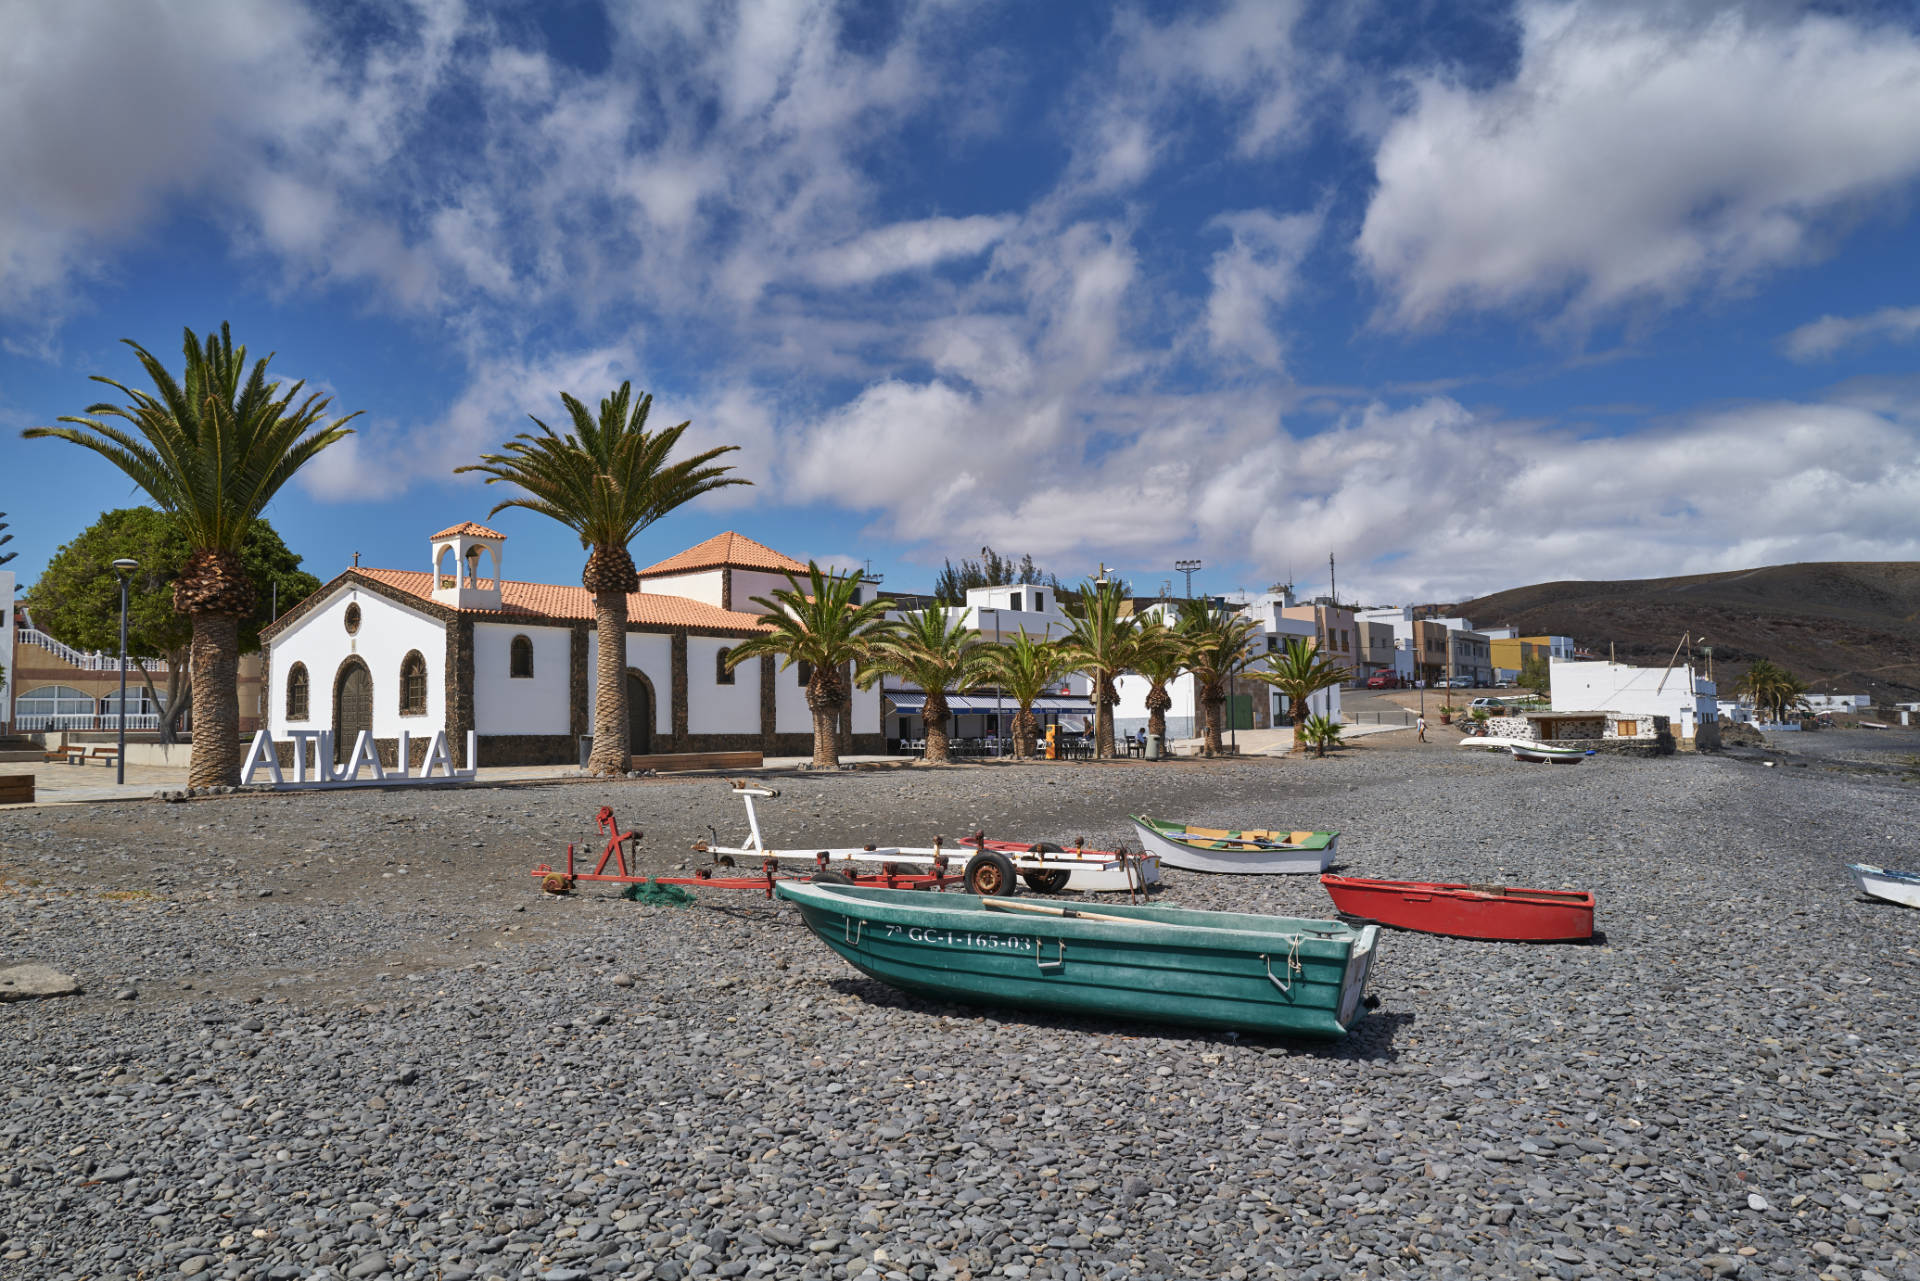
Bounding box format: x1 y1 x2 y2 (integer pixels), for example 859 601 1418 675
775 881 1379 1038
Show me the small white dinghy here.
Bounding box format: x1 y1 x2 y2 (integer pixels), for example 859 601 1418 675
1510 742 1585 764
1849 864 1920 909
1458 736 1526 752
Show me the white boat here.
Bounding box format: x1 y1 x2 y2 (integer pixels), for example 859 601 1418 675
1510 742 1585 764
703 784 1160 895
1849 864 1920 909
1128 815 1337 875
1458 736 1526 752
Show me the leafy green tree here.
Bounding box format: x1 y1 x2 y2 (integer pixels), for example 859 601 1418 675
931 546 1128 607
24 324 358 785
24 509 318 743
1736 659 1811 723
866 605 989 765
726 563 894 767
458 383 748 774
1249 637 1350 743
1519 653 1552 698
976 629 1069 759
1175 600 1263 757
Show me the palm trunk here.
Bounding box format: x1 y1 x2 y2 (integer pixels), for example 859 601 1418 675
1145 682 1169 743
923 692 952 764
589 590 630 774
811 704 840 767
1095 672 1117 759
1203 692 1225 757
1012 707 1039 759
186 612 241 788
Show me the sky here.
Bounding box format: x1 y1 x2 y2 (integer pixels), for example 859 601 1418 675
3 0 1920 608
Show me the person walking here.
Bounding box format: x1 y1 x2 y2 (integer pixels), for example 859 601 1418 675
1416 714 1428 743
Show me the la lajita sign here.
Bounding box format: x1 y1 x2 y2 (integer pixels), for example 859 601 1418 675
241 728 478 789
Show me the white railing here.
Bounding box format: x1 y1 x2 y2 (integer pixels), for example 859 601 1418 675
16 628 173 673
15 712 163 732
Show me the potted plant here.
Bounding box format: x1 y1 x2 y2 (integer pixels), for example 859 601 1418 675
1437 704 1460 725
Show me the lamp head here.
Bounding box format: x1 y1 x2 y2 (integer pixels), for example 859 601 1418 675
111 557 139 575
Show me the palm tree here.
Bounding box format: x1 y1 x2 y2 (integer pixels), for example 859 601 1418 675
1176 600 1263 756
1250 637 1350 750
866 605 989 764
1060 577 1138 759
977 629 1069 758
457 383 747 774
1129 619 1188 746
1737 659 1810 723
1297 712 1345 758
725 563 894 767
25 324 358 787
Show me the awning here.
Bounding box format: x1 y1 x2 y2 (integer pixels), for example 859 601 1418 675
884 693 1093 715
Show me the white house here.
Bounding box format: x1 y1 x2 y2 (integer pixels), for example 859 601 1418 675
1549 657 1718 744
1803 693 1872 713
260 522 882 767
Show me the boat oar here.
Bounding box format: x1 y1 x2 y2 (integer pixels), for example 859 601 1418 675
980 898 1148 924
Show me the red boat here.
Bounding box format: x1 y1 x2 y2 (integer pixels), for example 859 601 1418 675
1319 874 1594 942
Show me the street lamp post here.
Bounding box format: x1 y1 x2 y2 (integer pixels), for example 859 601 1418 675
111 557 139 786
983 606 1003 757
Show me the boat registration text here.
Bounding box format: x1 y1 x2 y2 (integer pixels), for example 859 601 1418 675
883 924 1036 952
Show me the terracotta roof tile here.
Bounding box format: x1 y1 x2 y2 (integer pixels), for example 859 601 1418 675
430 521 506 540
638 531 806 577
354 568 770 631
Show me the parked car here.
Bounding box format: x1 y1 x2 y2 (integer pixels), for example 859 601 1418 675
1469 697 1506 712
1445 676 1475 689
1365 672 1399 689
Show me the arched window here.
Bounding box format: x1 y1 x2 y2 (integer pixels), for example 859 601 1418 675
716 647 735 685
399 651 428 716
286 663 310 720
344 602 362 635
510 634 534 678
15 685 96 729
796 660 813 687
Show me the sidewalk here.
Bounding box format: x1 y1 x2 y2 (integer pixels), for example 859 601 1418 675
0 754 908 808
1169 719 1411 757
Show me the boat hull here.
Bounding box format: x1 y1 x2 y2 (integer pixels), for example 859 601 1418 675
777 882 1378 1038
1321 874 1594 941
1509 744 1584 764
1129 817 1336 875
1850 864 1920 909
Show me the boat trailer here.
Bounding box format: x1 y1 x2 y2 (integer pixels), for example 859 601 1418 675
530 802 964 898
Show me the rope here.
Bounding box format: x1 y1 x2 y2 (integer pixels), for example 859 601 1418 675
620 880 700 906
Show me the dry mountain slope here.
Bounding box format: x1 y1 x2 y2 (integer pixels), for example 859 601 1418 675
1451 562 1920 704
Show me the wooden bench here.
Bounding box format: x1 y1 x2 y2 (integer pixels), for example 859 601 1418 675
629 750 763 774
82 746 121 767
43 748 73 764
0 775 33 804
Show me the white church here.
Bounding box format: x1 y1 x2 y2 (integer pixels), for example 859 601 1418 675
260 522 885 767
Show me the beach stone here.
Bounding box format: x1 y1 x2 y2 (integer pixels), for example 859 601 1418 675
0 963 82 1001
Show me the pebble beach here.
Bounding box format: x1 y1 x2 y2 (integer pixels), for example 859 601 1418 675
4 732 1918 1281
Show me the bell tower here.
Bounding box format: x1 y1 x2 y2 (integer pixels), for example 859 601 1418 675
429 522 505 610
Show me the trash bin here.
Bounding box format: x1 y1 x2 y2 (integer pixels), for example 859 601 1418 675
1145 733 1162 761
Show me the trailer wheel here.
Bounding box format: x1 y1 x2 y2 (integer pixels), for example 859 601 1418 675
1022 868 1072 894
715 855 736 867
540 873 573 895
811 870 855 885
964 850 1017 897
1032 842 1064 855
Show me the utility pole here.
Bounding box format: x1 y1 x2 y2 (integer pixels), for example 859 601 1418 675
1329 553 1336 609
1175 559 1201 599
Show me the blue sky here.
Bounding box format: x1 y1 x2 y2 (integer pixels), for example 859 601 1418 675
4 0 1920 607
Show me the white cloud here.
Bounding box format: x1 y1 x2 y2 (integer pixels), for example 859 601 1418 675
1784 305 1920 361
802 215 1017 287
1204 208 1323 368
1358 3 1920 328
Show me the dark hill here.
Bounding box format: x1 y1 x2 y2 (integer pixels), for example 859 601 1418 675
1449 562 1920 705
